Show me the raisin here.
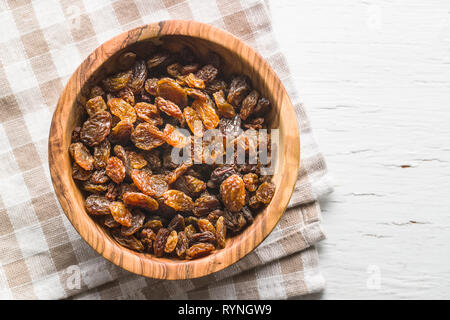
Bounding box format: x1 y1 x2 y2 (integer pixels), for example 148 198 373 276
185 88 208 101
186 243 215 259
154 227 170 257
205 79 227 95
127 151 147 169
120 209 145 236
213 90 235 118
144 78 158 96
184 107 205 137
184 175 206 194
102 70 132 92
108 201 132 227
215 216 226 248
71 126 81 143
184 224 197 238
140 227 156 251
227 76 250 107
163 124 189 148
83 182 107 193
181 64 199 75
107 98 137 123
144 219 163 231
116 87 135 106
253 97 271 116
220 174 246 212
255 181 275 204
195 64 218 83
85 195 110 215
90 169 110 184
240 90 259 121
241 206 254 224
206 209 224 224
243 173 259 192
147 52 169 69
243 117 264 130
80 111 112 147
162 190 194 212
122 192 158 211
219 115 242 139
86 96 107 117
118 52 136 70
69 142 94 171
168 214 185 231
223 209 246 233
128 60 147 93
93 139 110 169
165 161 193 185
167 63 182 77
181 73 205 89
104 215 121 228
143 150 161 170
191 97 219 130
207 166 238 189
131 169 168 198
131 122 165 150
106 182 120 201
155 96 184 123
111 229 144 252
106 157 126 184
164 230 178 253
189 231 216 246
156 78 187 108
197 219 215 233
109 120 133 145
175 231 188 258
72 163 92 181
134 102 163 126
193 194 220 217
89 86 105 99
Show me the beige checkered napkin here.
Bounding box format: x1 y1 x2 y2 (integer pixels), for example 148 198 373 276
0 0 331 300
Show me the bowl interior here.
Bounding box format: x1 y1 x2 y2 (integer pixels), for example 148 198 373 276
51 24 299 280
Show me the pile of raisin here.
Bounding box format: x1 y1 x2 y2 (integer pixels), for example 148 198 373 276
69 47 276 259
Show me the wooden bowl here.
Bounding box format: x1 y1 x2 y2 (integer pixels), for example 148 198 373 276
48 20 300 280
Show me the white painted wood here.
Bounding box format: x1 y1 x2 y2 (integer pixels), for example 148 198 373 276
268 0 450 299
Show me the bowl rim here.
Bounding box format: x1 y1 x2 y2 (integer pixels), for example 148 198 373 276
48 20 300 280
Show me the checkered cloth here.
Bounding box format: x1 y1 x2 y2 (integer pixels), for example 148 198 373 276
0 0 332 299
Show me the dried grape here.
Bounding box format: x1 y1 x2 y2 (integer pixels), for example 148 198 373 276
134 102 163 126
131 122 165 150
107 98 137 123
80 111 111 147
106 157 126 184
162 190 194 212
213 90 235 118
109 201 132 227
85 195 110 215
220 174 246 212
164 230 178 253
186 243 215 259
69 142 94 171
121 209 146 236
131 169 168 198
85 96 107 117
122 192 159 211
156 78 187 107
70 48 277 260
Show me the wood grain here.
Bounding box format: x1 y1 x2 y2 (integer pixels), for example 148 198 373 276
48 20 299 280
269 0 450 299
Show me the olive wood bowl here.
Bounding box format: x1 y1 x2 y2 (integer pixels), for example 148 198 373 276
48 20 300 280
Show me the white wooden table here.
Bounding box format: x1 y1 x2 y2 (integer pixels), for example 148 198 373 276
268 0 450 299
